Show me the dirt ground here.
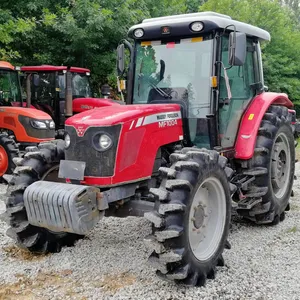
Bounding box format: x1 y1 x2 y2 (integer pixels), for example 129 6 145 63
0 145 300 300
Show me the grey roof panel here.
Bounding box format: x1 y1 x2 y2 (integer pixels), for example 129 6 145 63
129 12 270 41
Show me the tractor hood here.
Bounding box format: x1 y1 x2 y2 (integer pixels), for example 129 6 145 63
72 97 123 113
66 103 181 127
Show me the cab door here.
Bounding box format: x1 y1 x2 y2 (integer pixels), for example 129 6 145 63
218 36 256 149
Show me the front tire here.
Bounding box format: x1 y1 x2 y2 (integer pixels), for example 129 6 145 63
4 140 83 253
144 149 233 286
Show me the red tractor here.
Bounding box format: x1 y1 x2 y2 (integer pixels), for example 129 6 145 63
20 65 116 135
0 61 55 179
4 12 295 286
20 65 94 135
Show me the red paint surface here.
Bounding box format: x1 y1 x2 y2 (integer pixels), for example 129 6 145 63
67 104 183 186
166 42 175 48
72 98 120 113
21 65 90 73
67 103 181 126
235 92 293 160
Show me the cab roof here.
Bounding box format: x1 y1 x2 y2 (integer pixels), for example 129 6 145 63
0 61 15 71
128 11 271 42
21 65 90 73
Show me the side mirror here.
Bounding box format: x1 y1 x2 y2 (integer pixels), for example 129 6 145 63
117 44 125 75
228 32 246 66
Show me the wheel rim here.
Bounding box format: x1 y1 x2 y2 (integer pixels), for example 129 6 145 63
0 145 9 176
271 132 291 198
188 176 227 261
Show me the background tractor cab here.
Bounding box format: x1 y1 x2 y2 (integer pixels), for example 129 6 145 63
4 12 296 288
20 65 93 129
0 61 22 106
20 65 117 137
0 61 55 178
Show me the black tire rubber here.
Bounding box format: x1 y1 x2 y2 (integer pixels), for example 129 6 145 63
0 132 19 177
237 105 295 224
144 148 234 286
4 139 83 253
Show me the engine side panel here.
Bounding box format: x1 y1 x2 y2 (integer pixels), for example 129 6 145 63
235 92 293 160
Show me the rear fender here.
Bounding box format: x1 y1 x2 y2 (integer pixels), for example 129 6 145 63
235 92 293 160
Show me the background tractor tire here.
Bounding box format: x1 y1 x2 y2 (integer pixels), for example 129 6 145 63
3 140 83 253
237 105 295 224
0 132 18 179
144 148 234 286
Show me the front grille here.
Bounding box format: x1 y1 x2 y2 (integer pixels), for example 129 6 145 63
65 125 121 177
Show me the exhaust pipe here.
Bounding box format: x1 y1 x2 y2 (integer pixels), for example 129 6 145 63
65 68 73 118
26 74 32 108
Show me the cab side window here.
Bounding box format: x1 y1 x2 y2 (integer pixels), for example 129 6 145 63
219 35 255 148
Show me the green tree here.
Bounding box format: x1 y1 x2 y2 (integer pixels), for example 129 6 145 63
200 0 300 102
0 9 35 60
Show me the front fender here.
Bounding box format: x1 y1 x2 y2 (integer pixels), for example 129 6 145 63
234 92 293 160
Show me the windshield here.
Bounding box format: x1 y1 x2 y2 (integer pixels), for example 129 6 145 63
0 70 22 104
133 38 213 118
30 72 56 104
58 73 92 99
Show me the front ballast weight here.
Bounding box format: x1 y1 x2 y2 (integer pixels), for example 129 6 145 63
24 181 107 235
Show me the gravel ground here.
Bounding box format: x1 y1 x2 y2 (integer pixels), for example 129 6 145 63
0 165 300 300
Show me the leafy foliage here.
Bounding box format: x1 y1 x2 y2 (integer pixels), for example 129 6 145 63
201 0 300 102
1 0 300 103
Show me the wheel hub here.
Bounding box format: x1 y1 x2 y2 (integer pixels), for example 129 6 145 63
188 177 226 261
271 134 291 198
276 150 287 181
193 205 205 229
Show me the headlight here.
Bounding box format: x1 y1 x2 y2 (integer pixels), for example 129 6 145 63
99 134 112 150
190 21 204 32
134 28 144 38
49 120 55 129
30 120 47 129
65 133 71 148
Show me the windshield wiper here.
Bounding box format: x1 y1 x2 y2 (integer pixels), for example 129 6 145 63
138 73 172 99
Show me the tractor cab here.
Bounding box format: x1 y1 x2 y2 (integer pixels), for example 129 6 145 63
118 11 270 152
0 61 22 106
20 65 93 129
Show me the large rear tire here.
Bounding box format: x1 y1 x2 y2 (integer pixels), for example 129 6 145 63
4 140 83 253
237 105 295 224
144 149 234 286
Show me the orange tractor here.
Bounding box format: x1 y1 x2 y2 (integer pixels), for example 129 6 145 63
0 61 55 179
3 12 296 286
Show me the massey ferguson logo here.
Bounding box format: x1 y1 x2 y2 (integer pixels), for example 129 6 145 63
76 126 87 137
